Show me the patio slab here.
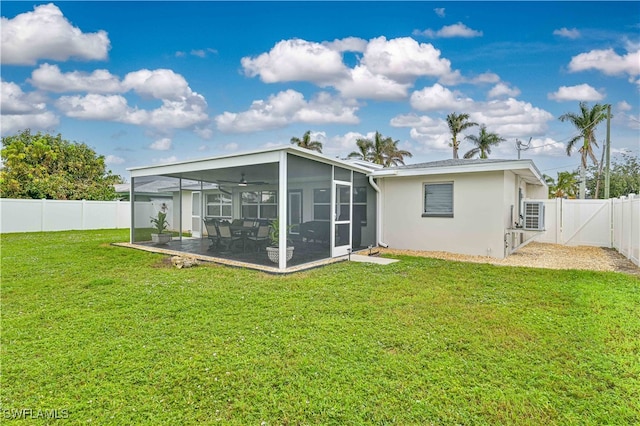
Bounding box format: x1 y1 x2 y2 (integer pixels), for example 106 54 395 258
349 254 399 265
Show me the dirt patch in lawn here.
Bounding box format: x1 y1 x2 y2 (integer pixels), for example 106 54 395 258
380 242 640 277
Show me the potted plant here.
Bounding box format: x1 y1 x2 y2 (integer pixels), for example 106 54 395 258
265 217 294 263
150 209 172 244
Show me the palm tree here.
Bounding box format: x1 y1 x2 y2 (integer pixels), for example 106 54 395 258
558 102 609 199
382 139 413 167
348 131 412 167
545 171 579 198
463 125 505 159
446 112 478 159
347 138 373 161
290 130 323 153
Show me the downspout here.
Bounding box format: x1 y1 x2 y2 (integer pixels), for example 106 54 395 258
368 175 389 248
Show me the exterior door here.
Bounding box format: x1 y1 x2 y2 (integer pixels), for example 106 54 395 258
191 191 202 238
288 190 302 235
332 182 352 257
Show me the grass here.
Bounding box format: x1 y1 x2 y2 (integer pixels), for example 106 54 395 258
2 229 639 425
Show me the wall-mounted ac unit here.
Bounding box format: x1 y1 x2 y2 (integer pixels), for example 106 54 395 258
523 201 545 231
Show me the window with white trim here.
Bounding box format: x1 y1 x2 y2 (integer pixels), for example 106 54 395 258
241 190 277 219
206 192 232 219
423 182 453 217
353 186 367 225
313 188 330 221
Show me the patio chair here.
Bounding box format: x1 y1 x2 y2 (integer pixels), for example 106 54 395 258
246 224 270 252
217 221 243 252
203 218 220 250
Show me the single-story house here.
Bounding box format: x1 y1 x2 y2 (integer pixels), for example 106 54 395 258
371 159 548 259
128 146 547 272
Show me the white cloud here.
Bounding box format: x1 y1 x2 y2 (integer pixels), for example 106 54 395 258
400 86 555 152
553 27 581 39
105 155 125 165
150 138 172 151
0 81 59 135
410 84 473 111
30 64 121 93
469 98 554 138
56 94 129 120
488 83 521 99
292 92 359 124
154 156 178 164
34 65 210 130
322 131 369 158
1 3 110 65
31 65 196 102
1 111 59 136
215 90 358 133
434 8 446 18
617 100 632 111
324 37 367 52
415 22 483 39
360 37 453 82
241 39 349 85
336 65 412 100
568 48 640 80
223 143 239 151
548 84 605 101
55 92 208 130
390 114 451 152
1 80 47 114
241 36 459 100
471 72 501 84
526 137 566 156
190 48 217 58
123 69 192 101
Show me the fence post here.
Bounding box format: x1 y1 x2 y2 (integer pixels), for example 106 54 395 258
82 199 86 230
41 198 46 232
556 197 563 244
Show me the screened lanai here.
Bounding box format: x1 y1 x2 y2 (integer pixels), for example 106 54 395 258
129 146 378 272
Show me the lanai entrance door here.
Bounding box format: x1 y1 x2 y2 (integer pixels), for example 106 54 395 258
332 181 352 257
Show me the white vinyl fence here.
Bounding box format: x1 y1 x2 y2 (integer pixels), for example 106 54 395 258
0 198 160 234
533 195 639 266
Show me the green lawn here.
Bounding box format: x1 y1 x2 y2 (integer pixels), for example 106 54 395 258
2 230 639 425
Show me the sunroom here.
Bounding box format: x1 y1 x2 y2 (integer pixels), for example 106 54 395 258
129 146 379 272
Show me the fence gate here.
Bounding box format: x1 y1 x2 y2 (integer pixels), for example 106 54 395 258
534 198 612 247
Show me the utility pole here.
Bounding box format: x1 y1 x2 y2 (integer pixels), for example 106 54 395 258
604 104 612 199
516 137 531 160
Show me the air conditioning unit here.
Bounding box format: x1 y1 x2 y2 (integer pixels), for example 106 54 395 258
522 201 545 231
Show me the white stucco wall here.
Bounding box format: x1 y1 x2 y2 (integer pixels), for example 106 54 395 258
380 171 509 258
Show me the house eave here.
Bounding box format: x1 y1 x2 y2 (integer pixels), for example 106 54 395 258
370 159 545 186
128 145 376 179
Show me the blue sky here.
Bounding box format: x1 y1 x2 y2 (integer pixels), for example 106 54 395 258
2 1 639 180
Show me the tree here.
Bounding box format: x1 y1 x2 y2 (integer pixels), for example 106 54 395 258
544 171 579 198
558 102 609 199
463 125 505 159
1 129 123 200
446 112 478 159
348 131 412 167
347 138 373 162
290 130 323 153
585 153 640 198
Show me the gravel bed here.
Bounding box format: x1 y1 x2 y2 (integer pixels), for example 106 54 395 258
380 242 640 277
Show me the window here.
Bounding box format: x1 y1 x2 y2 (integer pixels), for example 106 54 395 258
313 188 330 221
423 182 453 217
241 190 277 219
206 192 232 219
353 186 367 226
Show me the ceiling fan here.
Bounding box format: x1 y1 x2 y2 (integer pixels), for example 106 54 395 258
216 172 269 187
